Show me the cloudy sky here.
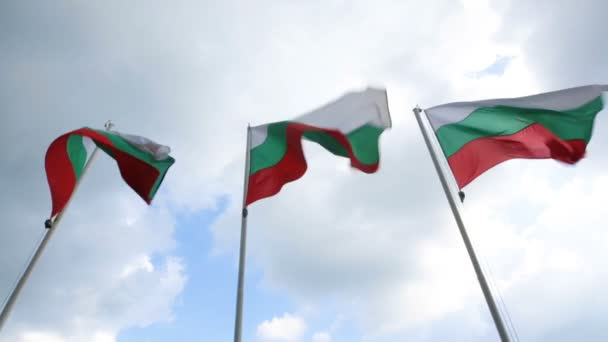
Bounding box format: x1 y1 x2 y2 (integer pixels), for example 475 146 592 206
2 0 608 341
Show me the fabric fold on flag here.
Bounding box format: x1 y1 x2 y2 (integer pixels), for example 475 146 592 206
246 87 392 205
45 127 175 218
424 84 608 188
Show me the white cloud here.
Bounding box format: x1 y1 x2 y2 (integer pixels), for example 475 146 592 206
0 158 186 341
20 330 115 342
312 331 331 342
452 164 608 340
256 313 307 342
210 1 608 341
120 255 155 279
4 0 608 341
21 331 65 342
209 0 530 337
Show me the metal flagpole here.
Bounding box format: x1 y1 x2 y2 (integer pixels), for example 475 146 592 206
0 121 113 332
413 107 511 342
233 124 252 342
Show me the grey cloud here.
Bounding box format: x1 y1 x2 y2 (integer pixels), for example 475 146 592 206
0 160 185 331
0 0 228 338
494 0 608 88
5 0 608 341
212 0 608 340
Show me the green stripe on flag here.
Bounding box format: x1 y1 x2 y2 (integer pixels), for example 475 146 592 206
249 122 384 175
98 130 174 199
67 135 88 179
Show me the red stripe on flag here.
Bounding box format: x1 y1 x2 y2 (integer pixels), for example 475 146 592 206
447 123 587 189
45 128 162 217
71 128 161 203
45 133 78 217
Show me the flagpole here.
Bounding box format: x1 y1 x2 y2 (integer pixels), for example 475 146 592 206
413 107 511 342
0 121 113 332
233 124 252 342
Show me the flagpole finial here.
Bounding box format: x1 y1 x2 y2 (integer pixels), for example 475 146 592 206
459 191 465 203
104 120 114 131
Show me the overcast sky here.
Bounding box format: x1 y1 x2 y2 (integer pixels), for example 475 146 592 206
2 0 608 341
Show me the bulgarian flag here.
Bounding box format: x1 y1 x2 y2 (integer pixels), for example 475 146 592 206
246 87 392 205
45 127 175 218
424 84 608 189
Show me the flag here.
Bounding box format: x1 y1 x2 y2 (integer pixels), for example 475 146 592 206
45 127 175 218
424 84 608 189
246 87 392 205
